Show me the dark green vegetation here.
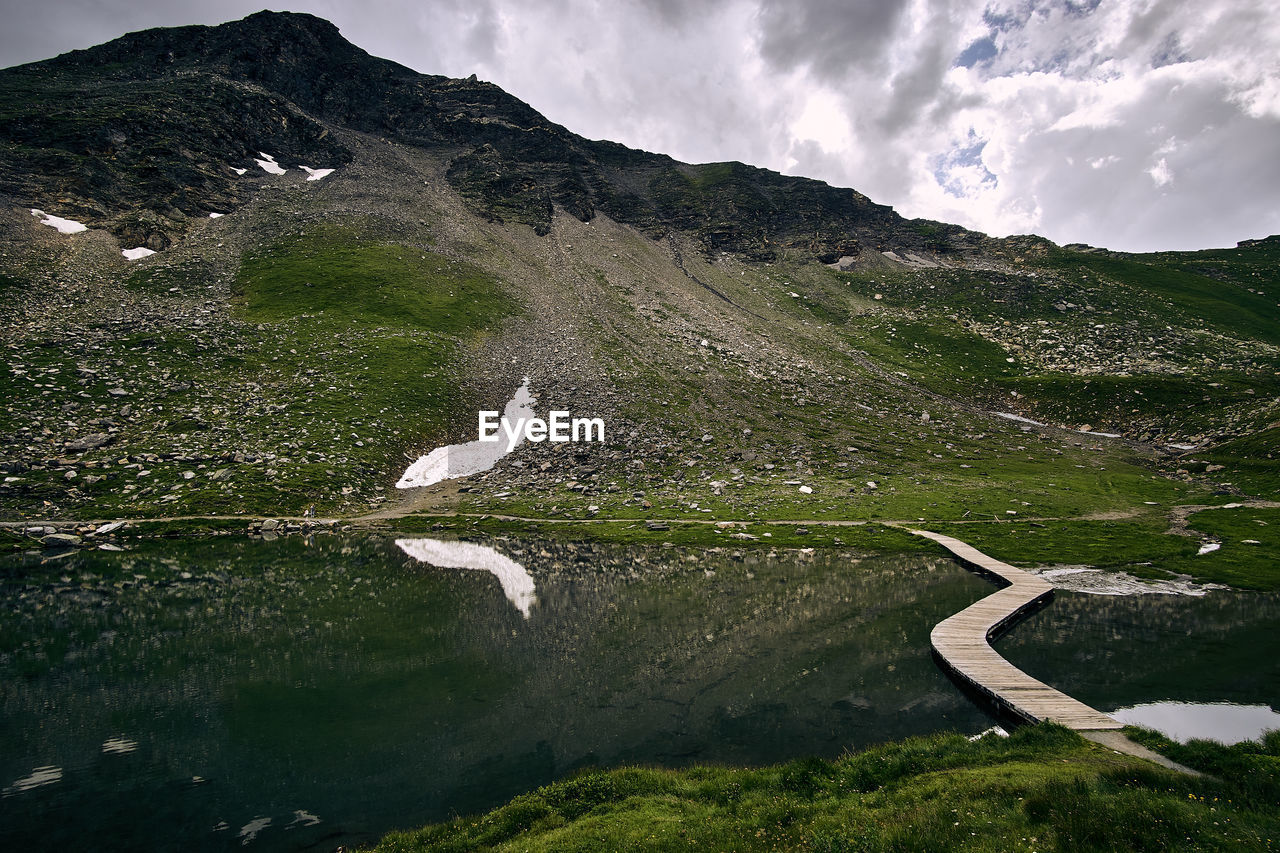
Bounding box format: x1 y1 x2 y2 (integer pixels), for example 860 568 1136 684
1043 243 1280 346
1127 726 1280 810
828 248 1280 452
370 724 1280 852
395 515 929 551
0 223 512 518
916 505 1280 591
1179 506 1280 589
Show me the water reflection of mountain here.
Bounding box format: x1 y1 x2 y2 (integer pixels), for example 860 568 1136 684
0 536 993 850
9 535 1270 852
502 547 994 768
999 588 1280 710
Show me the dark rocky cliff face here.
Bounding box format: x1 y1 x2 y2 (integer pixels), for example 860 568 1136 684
0 10 968 258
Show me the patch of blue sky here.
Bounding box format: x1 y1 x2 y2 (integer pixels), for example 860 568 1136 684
955 35 998 68
932 132 998 199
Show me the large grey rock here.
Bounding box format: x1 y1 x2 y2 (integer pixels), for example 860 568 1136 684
67 433 112 451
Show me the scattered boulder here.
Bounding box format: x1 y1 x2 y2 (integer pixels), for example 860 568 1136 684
66 433 113 452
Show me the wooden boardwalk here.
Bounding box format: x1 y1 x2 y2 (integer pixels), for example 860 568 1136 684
914 529 1123 731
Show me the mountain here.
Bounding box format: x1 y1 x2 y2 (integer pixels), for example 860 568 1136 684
0 10 954 258
0 11 1276 534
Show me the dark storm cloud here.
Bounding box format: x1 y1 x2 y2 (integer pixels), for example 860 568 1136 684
753 0 908 80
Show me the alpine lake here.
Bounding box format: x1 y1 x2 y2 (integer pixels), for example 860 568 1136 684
2 533 1277 851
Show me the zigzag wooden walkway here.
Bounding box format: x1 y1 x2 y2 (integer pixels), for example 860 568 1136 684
914 529 1123 731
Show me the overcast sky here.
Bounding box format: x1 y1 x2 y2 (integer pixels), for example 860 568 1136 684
2 0 1278 252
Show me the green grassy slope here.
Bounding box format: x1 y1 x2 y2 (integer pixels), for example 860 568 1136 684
369 724 1280 852
0 225 514 518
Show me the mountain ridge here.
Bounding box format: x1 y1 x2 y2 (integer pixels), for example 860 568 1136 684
1 10 980 261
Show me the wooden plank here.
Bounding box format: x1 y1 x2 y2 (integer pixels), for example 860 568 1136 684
913 529 1123 731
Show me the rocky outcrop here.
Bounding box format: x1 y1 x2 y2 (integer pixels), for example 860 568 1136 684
0 10 985 261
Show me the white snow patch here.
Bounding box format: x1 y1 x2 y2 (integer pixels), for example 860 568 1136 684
995 411 1120 437
209 212 224 218
397 378 536 489
254 153 286 175
232 167 247 176
299 166 335 181
1197 542 1221 555
121 247 156 260
995 411 1046 426
1168 443 1198 450
396 538 537 618
30 208 87 234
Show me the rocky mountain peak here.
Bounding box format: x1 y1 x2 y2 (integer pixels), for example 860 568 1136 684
1 10 976 260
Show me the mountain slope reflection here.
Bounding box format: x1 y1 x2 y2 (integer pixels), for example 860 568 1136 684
396 537 537 618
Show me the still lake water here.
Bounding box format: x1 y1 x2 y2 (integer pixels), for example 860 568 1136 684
1 536 1276 851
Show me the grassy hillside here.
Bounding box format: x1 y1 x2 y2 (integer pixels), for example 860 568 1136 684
369 724 1280 852
0 219 514 518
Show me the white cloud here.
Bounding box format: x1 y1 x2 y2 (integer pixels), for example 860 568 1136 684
1148 157 1173 187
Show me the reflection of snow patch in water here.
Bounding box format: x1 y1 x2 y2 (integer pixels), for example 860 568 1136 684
1197 542 1221 555
1111 701 1280 745
121 247 155 260
3 766 62 796
397 378 535 489
102 736 138 754
396 537 536 618
1030 564 1224 596
299 166 334 181
287 810 321 828
30 208 87 234
238 816 272 844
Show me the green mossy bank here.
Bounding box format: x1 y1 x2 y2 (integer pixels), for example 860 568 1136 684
368 724 1280 852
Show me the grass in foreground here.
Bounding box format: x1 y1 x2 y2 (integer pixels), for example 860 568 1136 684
369 723 1279 852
